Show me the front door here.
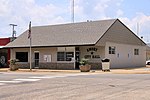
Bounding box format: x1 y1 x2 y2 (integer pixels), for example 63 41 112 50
75 47 80 69
34 52 39 68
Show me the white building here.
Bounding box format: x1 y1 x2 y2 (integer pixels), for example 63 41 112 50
5 19 146 69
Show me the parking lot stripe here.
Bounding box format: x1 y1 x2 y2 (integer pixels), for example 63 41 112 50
29 76 58 79
30 73 97 79
13 79 41 82
0 81 22 83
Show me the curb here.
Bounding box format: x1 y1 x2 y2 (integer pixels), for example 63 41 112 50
0 67 150 74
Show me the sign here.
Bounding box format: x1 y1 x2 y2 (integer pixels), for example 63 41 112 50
87 47 97 52
44 55 51 62
84 47 100 59
84 55 100 59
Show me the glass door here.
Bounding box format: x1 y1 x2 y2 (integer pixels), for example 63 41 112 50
34 52 39 68
75 47 80 69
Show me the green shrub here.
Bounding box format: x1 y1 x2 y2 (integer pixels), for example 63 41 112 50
79 58 89 65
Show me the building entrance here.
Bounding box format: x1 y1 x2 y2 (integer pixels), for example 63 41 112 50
75 47 80 69
34 52 39 68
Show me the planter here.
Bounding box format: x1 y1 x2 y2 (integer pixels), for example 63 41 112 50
9 64 19 71
79 64 91 72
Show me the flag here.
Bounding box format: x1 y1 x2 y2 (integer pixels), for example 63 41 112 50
28 21 31 39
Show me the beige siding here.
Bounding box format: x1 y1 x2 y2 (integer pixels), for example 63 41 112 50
96 20 145 46
11 47 57 63
105 42 146 68
80 46 105 62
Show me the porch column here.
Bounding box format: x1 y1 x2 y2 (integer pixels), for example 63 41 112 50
74 47 76 69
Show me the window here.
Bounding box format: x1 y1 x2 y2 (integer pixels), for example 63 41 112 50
57 52 65 61
16 52 28 62
134 49 139 55
109 46 115 54
57 52 74 61
57 47 74 61
66 52 74 61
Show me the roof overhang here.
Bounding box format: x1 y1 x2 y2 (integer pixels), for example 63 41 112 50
4 44 96 49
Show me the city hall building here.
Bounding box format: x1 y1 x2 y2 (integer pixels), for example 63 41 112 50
5 19 146 69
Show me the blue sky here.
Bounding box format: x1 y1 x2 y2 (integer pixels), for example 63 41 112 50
0 0 150 42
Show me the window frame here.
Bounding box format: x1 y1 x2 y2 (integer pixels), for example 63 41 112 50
16 52 28 62
134 49 139 55
109 46 116 54
57 47 74 61
57 52 66 61
57 52 74 61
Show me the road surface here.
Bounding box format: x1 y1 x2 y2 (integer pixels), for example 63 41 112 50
0 72 150 100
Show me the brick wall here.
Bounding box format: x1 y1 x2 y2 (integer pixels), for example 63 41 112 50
16 62 74 70
88 62 102 70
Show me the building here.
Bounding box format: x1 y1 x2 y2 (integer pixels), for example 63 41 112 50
5 19 146 69
0 38 11 68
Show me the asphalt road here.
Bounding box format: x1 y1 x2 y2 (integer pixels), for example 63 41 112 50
0 72 150 100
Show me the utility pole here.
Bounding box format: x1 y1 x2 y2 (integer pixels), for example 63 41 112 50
9 24 17 41
72 0 74 23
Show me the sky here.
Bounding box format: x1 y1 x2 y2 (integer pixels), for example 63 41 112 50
0 0 150 42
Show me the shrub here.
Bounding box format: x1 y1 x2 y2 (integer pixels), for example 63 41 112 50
79 58 89 65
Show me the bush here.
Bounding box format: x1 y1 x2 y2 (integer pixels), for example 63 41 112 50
79 58 89 65
9 59 19 71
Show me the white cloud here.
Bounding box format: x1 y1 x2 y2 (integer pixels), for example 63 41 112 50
94 3 108 13
116 9 124 17
120 13 150 42
0 0 67 37
0 0 10 16
70 0 123 21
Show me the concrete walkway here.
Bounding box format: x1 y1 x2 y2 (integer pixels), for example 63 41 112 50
111 67 150 74
0 66 150 74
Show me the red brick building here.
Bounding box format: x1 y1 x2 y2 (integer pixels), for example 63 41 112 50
0 38 10 68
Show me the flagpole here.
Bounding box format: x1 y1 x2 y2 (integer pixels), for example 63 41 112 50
30 35 32 71
29 21 32 71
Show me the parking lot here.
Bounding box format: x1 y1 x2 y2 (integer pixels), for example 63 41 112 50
0 69 150 100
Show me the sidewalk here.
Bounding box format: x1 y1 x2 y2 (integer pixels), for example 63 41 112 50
0 68 81 73
0 67 150 74
111 67 150 74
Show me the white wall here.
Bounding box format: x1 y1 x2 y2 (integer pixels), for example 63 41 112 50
105 42 146 68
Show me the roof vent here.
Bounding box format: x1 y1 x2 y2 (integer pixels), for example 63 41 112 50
87 20 92 22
